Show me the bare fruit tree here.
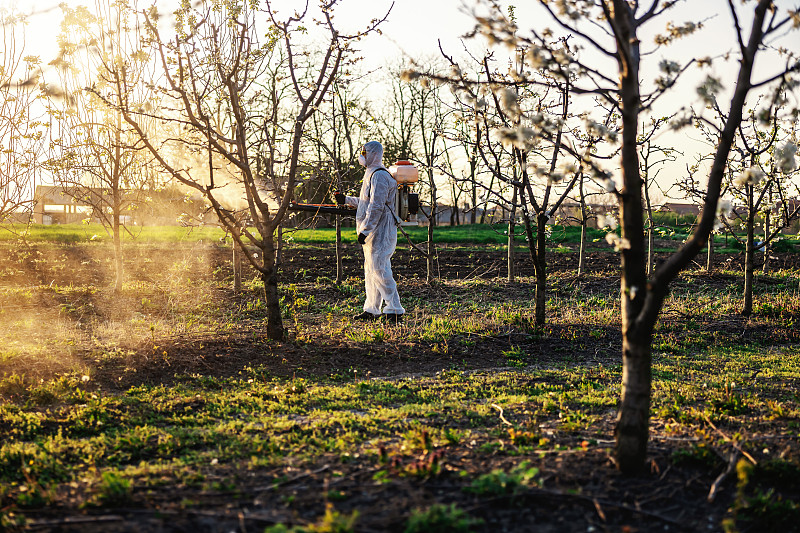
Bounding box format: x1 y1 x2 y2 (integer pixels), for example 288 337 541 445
100 0 386 340
46 0 155 292
453 0 799 473
0 11 47 228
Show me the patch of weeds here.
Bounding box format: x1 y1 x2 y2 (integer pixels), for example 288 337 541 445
708 381 749 416
14 483 52 509
724 459 800 533
507 427 540 446
326 489 348 501
345 326 385 343
502 345 528 368
444 427 465 445
749 458 800 489
400 449 447 479
487 305 534 331
403 427 434 454
0 510 27 530
465 460 540 497
93 471 133 507
671 443 724 470
405 503 483 533
421 316 483 343
265 503 358 532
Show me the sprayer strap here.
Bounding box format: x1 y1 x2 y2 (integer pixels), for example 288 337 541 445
367 167 400 226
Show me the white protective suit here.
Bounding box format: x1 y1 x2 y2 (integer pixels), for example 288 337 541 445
345 141 406 316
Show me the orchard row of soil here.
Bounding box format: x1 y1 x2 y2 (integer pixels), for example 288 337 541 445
0 240 798 532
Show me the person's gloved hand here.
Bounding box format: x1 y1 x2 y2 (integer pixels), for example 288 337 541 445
357 233 367 245
334 192 346 205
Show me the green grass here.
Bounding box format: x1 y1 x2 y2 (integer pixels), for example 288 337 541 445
5 223 799 252
1 222 583 246
0 223 227 243
0 344 797 516
1 239 799 529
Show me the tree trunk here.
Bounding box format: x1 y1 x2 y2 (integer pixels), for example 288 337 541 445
706 231 714 272
646 219 654 276
275 224 283 267
762 190 771 273
534 213 547 326
644 182 654 276
743 203 755 316
612 0 771 476
578 178 587 276
427 205 436 283
616 324 652 473
507 186 517 282
112 209 123 293
262 234 284 340
335 214 343 284
612 2 649 475
233 242 242 292
470 186 477 224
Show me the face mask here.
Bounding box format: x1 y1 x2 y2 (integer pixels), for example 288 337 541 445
358 154 366 167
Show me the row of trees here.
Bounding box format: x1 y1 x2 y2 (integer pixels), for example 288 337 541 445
1 0 798 474
426 0 798 474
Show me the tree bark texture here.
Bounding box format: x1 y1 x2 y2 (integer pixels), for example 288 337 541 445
610 0 772 474
743 192 755 316
706 232 714 272
534 213 548 326
233 244 242 293
261 234 284 340
335 215 343 284
508 186 517 282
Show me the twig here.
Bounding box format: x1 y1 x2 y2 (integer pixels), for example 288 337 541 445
708 450 740 503
23 515 124 530
701 413 758 465
396 223 430 257
593 498 607 521
490 403 514 426
256 464 331 491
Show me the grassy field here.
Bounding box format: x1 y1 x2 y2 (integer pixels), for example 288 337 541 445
0 238 798 531
5 222 796 253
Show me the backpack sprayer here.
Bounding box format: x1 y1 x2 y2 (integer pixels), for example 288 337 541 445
388 160 420 225
288 161 420 225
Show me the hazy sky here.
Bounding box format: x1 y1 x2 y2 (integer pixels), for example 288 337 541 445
7 0 799 200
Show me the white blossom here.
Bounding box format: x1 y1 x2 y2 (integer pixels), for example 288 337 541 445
497 125 538 149
658 59 680 74
715 198 734 230
526 46 545 69
560 161 579 175
552 48 573 66
733 166 765 188
400 70 420 82
498 88 521 119
605 233 631 251
697 75 723 105
775 142 797 173
598 214 618 230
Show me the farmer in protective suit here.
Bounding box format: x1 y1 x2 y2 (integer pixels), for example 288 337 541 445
334 141 405 322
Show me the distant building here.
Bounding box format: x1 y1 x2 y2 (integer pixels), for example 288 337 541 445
32 185 206 226
33 185 96 224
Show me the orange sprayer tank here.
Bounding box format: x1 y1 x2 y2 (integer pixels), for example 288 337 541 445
388 160 419 184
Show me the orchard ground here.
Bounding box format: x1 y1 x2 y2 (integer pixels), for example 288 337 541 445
0 224 799 532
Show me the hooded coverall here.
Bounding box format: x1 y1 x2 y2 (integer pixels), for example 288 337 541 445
344 141 405 316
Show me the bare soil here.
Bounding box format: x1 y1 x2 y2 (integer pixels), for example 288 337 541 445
2 241 799 532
